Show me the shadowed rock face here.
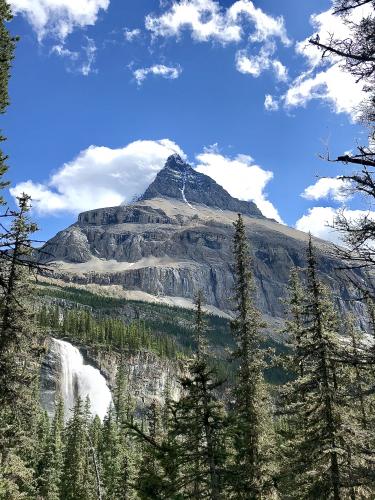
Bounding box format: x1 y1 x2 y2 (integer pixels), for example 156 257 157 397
141 154 264 218
39 155 368 324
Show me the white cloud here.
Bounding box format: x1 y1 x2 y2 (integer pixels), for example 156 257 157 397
133 64 182 85
264 94 279 111
284 64 364 116
80 37 97 76
145 0 290 46
282 6 371 118
195 151 282 222
295 206 339 243
145 0 241 44
228 0 290 45
236 42 287 81
295 207 375 245
52 37 97 76
272 59 288 81
302 177 351 202
51 44 79 60
10 139 185 215
124 28 141 42
9 0 109 41
295 9 349 69
145 0 290 85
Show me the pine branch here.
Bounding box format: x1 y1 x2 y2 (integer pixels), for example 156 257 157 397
333 0 373 15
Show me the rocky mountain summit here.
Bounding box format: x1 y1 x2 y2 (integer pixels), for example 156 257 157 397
39 154 367 326
141 154 264 217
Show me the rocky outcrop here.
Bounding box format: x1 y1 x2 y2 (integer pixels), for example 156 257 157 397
40 337 182 416
83 346 182 406
40 338 63 417
38 155 370 325
141 154 264 218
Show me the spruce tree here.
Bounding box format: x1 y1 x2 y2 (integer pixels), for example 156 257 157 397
229 214 275 499
100 406 125 500
168 292 227 499
0 195 41 499
136 401 166 499
37 398 65 500
279 237 373 498
61 397 97 500
133 292 228 499
0 0 17 204
96 362 139 500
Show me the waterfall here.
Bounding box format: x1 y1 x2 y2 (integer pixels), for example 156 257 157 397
52 338 112 421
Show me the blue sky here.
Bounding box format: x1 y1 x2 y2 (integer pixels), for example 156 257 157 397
3 0 370 243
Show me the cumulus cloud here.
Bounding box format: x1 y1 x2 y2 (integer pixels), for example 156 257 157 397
295 207 375 245
295 206 340 243
301 177 351 202
9 0 110 41
145 0 290 45
133 64 182 85
145 0 290 84
284 64 364 117
282 6 370 118
264 94 279 111
146 0 240 44
228 0 290 45
10 139 185 215
236 42 287 81
195 152 282 222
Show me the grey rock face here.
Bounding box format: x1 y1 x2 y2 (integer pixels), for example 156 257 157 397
83 347 182 407
40 339 62 417
38 155 369 324
40 337 182 416
141 154 264 218
41 226 92 264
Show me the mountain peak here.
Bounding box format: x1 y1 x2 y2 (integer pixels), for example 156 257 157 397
164 153 188 172
140 155 265 218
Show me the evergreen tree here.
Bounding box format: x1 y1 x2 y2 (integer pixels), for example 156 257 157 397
97 363 139 499
133 292 228 499
61 397 96 500
167 292 227 499
0 196 41 499
279 237 373 498
136 401 166 499
229 214 275 499
100 406 124 500
37 398 65 500
0 0 17 204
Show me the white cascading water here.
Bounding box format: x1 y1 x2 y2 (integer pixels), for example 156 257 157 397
52 338 112 421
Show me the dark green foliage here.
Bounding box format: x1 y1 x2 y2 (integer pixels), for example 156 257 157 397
37 398 64 500
131 292 229 499
36 282 234 351
37 303 181 360
0 195 42 498
229 214 276 499
0 0 17 202
60 397 97 500
135 401 166 499
278 238 374 499
166 292 228 499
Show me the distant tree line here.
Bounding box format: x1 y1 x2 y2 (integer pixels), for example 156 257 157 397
37 305 182 360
